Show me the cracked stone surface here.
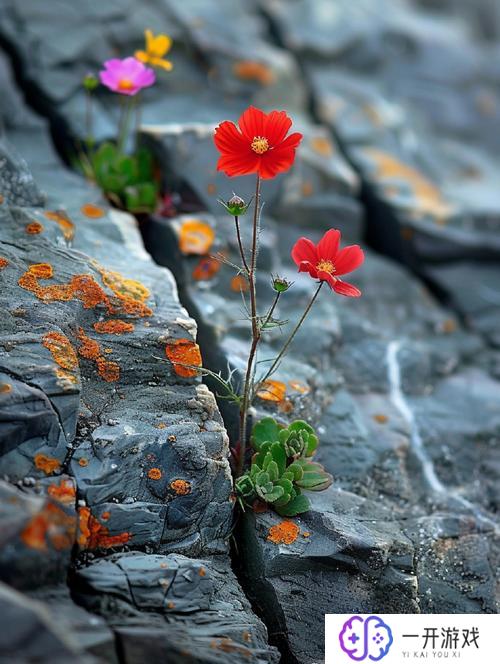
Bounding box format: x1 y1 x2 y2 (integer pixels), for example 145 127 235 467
0 1 500 662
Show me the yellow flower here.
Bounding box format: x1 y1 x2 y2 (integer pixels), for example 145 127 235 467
135 29 173 71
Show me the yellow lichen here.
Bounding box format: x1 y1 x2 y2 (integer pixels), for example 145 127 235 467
256 380 286 403
179 219 215 255
42 331 79 371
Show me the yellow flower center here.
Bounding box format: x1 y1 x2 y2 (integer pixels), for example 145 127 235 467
316 260 335 274
117 78 134 91
251 136 269 154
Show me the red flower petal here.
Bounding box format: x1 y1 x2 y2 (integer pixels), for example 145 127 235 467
334 245 365 276
317 229 341 260
214 121 247 153
217 153 259 177
332 279 361 297
317 270 336 287
264 110 292 146
238 106 266 141
291 237 318 267
298 261 318 278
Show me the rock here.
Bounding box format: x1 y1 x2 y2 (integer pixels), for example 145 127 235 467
72 551 279 664
0 478 76 591
0 581 95 663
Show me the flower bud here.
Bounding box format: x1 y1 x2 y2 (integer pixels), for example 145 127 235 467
83 73 99 91
219 194 248 216
271 274 293 293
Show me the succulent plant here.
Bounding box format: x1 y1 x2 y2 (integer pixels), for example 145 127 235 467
236 417 332 516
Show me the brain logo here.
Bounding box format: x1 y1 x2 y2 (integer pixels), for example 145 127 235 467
339 615 393 661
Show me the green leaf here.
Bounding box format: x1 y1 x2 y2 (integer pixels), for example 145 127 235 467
251 417 281 451
255 471 270 488
270 442 286 476
284 462 304 482
275 478 293 495
276 493 310 516
136 148 154 180
305 433 319 456
287 420 315 435
266 460 279 482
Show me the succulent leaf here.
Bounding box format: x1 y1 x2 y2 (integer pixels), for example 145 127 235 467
251 417 282 451
276 493 310 516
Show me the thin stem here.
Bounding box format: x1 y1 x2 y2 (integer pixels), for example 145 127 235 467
260 292 280 331
117 97 134 154
85 90 94 149
255 282 324 392
234 216 250 274
237 174 261 476
134 92 142 153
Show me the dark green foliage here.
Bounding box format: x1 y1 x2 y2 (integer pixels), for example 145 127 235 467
88 142 159 213
236 417 332 516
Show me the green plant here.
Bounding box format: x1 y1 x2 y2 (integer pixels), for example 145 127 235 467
235 417 332 516
89 142 159 213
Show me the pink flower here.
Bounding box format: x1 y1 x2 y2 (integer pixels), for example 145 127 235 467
99 57 155 96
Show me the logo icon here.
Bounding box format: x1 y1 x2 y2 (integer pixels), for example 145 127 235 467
339 615 393 661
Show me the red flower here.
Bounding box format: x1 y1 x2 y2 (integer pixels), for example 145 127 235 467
291 229 364 297
214 106 302 179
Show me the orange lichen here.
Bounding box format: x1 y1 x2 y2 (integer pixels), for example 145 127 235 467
199 567 206 577
19 266 110 310
168 434 177 442
364 148 452 221
267 520 300 545
78 458 89 467
77 506 132 550
310 136 334 157
165 338 202 378
441 319 457 334
233 60 275 86
373 414 388 424
0 195 3 204
25 222 43 234
42 331 79 371
192 256 220 281
81 203 105 218
0 257 8 270
93 319 134 334
230 274 249 292
95 264 152 317
55 368 78 385
96 357 120 382
76 328 120 382
301 181 314 197
167 601 175 609
289 380 310 394
256 380 286 403
0 383 12 394
21 502 76 551
148 468 162 480
179 219 215 255
101 511 110 521
278 399 294 414
34 454 61 476
29 263 53 278
47 479 76 504
155 422 167 430
44 210 75 241
170 479 191 495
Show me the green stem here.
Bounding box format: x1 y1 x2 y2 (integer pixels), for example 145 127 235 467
85 90 94 149
237 174 261 476
134 93 142 153
255 282 324 392
117 97 134 154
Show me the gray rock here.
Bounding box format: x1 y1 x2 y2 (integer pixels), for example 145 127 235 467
73 551 279 664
